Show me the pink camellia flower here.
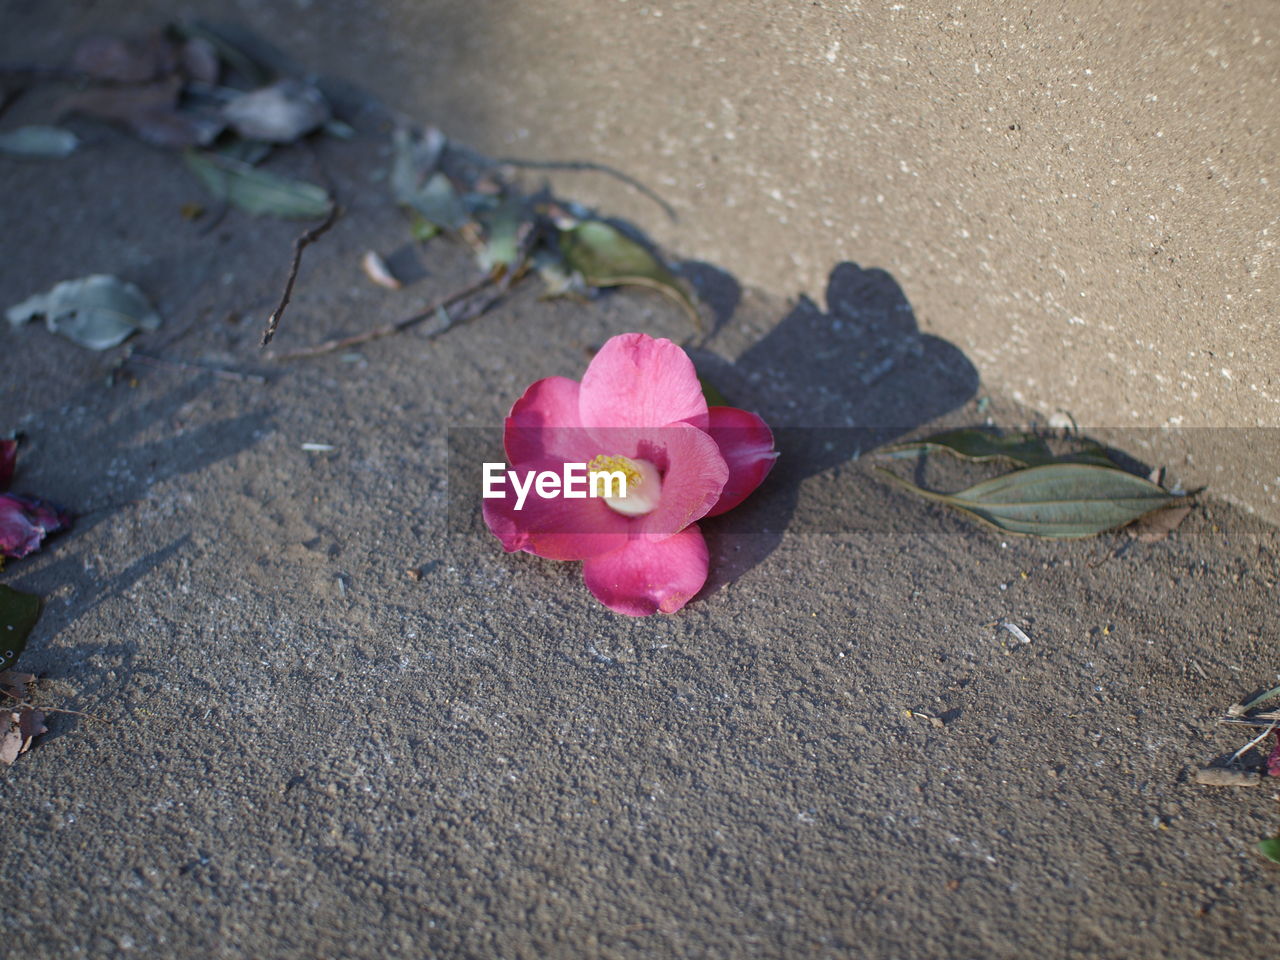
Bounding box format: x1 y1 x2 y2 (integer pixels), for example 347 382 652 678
0 438 72 560
483 333 776 615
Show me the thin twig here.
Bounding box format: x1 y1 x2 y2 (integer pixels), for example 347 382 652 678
128 351 267 385
260 205 341 347
1 695 110 724
490 155 677 223
270 274 496 361
1228 722 1277 765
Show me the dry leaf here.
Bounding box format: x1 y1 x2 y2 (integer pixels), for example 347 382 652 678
71 31 177 83
223 80 330 143
361 251 401 290
1128 504 1193 542
60 77 223 149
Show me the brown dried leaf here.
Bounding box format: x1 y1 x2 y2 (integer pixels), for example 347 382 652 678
0 711 22 764
0 670 34 701
18 706 46 748
361 251 401 290
180 37 221 84
59 77 223 149
1128 504 1193 543
71 31 178 83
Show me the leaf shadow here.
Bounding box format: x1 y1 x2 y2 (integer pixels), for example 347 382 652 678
5 535 190 741
688 261 980 595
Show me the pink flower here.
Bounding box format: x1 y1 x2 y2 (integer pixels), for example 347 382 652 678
483 333 776 615
0 438 72 560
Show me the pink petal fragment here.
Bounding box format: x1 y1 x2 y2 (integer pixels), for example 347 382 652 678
628 423 728 539
1268 732 1280 778
582 524 709 616
482 461 629 561
0 494 72 559
504 376 598 465
578 334 708 431
704 406 778 517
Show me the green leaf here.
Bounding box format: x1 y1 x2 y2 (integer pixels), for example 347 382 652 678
0 125 79 158
184 150 332 218
699 376 729 408
6 274 162 350
390 128 468 229
876 462 1177 538
476 193 527 275
0 585 41 672
1259 836 1280 864
878 428 1113 467
1238 685 1280 714
409 214 440 243
406 173 466 231
559 221 701 332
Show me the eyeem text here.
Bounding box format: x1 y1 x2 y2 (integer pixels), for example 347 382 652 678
483 462 627 511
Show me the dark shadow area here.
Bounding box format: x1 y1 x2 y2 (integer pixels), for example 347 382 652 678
679 260 742 336
6 535 189 742
689 262 979 593
8 375 271 539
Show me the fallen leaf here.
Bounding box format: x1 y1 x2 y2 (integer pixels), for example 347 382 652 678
60 77 223 149
18 705 45 745
1231 685 1280 716
216 138 273 166
1260 836 1280 864
360 251 401 290
222 79 330 143
1128 503 1193 542
0 584 41 672
875 462 1177 538
0 670 34 701
184 149 333 218
0 713 22 764
531 248 585 298
699 376 730 408
559 220 701 331
1194 767 1262 787
878 428 1114 467
0 125 80 158
475 193 529 276
180 36 221 84
7 274 162 350
71 31 176 83
175 21 279 88
391 127 471 230
0 705 46 764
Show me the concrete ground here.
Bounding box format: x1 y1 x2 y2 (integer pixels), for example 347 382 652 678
2 4 1279 958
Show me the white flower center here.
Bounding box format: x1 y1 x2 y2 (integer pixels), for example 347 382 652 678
588 455 662 516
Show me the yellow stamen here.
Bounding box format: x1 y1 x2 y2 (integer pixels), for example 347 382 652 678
587 454 644 490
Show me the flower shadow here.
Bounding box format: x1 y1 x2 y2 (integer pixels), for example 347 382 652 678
688 261 979 595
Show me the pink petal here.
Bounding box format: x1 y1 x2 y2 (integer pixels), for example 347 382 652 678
627 423 728 539
482 460 629 560
0 494 71 559
704 406 778 517
0 440 15 491
582 524 709 615
503 376 598 465
578 334 708 431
